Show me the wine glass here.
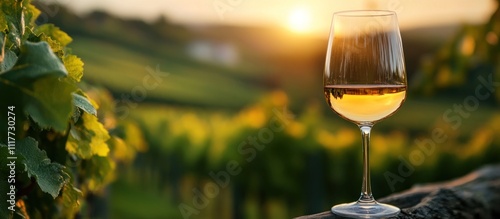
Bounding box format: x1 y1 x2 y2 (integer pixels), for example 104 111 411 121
323 10 406 218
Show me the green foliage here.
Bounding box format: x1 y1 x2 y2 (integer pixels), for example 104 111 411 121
35 24 72 52
0 1 142 218
64 54 84 82
72 93 97 116
414 6 500 102
66 112 110 159
0 39 17 71
16 137 70 198
0 41 75 132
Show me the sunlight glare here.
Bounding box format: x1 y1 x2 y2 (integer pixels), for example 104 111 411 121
288 7 311 33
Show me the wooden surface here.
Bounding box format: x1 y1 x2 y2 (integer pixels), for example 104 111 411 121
295 164 500 219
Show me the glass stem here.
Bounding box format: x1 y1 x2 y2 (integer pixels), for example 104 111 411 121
358 125 375 203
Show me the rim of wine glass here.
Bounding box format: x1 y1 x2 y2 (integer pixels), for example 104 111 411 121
333 10 396 17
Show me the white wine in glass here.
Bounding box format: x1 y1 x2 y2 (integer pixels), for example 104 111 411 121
324 10 406 218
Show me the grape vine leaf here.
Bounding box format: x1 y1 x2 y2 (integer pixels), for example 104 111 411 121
24 4 41 28
72 93 97 116
35 24 72 53
60 184 83 217
0 1 21 30
63 54 84 82
1 41 67 79
0 49 18 72
0 0 41 32
84 155 115 191
66 112 110 159
0 13 6 32
0 32 18 72
0 41 75 132
0 0 25 48
26 76 76 131
17 137 70 198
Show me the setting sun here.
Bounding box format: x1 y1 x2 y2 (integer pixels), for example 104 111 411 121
288 7 312 33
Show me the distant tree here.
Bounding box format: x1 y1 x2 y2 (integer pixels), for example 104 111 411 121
153 14 172 28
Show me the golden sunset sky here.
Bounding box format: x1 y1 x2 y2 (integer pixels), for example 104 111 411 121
56 0 496 35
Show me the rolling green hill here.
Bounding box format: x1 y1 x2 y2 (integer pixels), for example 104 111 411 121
71 36 267 108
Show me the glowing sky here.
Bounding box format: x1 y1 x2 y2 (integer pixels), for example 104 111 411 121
53 0 496 35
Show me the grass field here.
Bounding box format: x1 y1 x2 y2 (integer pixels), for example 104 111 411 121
110 178 178 219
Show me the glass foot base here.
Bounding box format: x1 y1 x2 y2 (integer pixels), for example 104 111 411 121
331 201 400 218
